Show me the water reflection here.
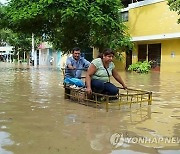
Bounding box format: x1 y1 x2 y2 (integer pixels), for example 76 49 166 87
0 63 180 154
0 131 14 154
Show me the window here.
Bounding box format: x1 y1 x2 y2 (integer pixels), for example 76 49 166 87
138 43 161 67
121 11 129 22
121 0 145 8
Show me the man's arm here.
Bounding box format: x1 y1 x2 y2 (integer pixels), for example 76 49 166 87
67 64 75 70
66 57 75 70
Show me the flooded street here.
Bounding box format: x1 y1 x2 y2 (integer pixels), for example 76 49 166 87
0 63 179 154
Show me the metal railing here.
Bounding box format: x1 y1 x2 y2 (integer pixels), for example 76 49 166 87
64 85 152 112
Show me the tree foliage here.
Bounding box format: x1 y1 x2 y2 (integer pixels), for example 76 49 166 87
1 0 133 53
0 28 40 58
167 0 180 23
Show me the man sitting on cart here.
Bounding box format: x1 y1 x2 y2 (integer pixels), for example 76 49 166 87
64 47 90 87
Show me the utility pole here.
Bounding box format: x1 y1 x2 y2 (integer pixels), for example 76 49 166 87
24 51 26 62
31 33 35 66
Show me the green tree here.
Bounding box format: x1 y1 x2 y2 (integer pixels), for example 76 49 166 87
0 3 40 59
1 0 133 53
167 0 180 23
0 28 41 61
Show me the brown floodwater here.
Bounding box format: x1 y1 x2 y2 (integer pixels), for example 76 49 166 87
0 63 179 154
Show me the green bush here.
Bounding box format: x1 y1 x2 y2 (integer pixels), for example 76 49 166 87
128 61 151 73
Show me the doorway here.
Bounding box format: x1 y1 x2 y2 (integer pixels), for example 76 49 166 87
138 43 161 71
138 44 147 62
148 43 161 71
126 50 132 70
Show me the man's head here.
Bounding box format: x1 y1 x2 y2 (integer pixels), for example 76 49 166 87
72 47 81 60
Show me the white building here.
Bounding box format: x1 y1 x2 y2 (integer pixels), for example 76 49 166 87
0 45 13 62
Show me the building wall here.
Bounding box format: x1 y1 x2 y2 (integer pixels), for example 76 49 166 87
125 0 180 72
39 49 49 65
114 52 126 70
161 39 180 72
35 48 62 67
132 44 138 64
128 0 180 36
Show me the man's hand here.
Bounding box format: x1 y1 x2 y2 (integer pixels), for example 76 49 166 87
68 64 76 70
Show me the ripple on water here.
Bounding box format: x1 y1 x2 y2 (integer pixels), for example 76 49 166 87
1 125 7 129
136 127 156 133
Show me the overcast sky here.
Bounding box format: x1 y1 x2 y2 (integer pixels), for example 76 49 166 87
0 0 7 4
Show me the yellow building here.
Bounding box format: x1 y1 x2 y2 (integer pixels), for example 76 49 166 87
121 0 180 72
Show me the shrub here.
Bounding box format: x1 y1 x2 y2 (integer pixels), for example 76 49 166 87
128 61 151 73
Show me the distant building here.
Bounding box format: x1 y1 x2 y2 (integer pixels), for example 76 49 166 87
35 42 62 67
0 45 13 62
